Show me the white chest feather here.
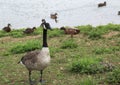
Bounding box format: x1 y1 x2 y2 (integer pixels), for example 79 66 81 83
37 47 50 69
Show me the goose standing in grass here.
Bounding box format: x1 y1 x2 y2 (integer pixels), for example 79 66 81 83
23 27 36 34
60 26 80 38
2 23 11 32
18 19 51 85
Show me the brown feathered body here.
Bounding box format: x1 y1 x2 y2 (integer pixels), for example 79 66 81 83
3 24 11 32
60 27 80 38
20 48 50 71
23 27 36 34
50 13 58 23
98 1 106 7
60 27 80 34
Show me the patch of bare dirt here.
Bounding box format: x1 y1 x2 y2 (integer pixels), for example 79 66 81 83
0 35 41 43
103 31 119 38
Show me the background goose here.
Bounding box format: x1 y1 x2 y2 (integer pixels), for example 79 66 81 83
2 24 11 32
118 11 120 15
23 27 36 34
98 1 106 7
18 19 51 85
60 26 80 38
50 13 58 23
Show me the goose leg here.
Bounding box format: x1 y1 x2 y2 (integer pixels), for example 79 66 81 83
55 19 57 23
39 70 43 83
29 71 34 85
40 70 46 84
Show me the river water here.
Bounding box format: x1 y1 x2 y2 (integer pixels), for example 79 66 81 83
0 0 120 29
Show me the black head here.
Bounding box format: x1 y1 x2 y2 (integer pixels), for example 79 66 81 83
60 27 66 30
41 19 47 30
8 23 11 26
32 27 36 30
42 19 46 23
55 13 58 15
104 1 106 4
41 19 52 30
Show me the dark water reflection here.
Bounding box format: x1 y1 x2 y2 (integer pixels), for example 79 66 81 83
0 0 120 29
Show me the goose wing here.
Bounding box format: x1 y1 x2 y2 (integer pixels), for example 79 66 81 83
21 50 40 64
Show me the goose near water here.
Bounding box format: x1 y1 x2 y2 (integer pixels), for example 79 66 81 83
98 1 106 7
18 19 51 85
2 24 11 32
50 13 58 23
23 27 36 34
60 26 80 38
118 11 120 15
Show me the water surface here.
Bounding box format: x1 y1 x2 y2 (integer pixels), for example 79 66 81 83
0 0 120 29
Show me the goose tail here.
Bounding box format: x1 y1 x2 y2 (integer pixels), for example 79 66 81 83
17 61 23 64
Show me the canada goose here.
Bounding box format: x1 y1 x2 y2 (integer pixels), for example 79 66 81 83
23 27 36 34
60 26 80 38
98 1 106 7
50 13 58 23
2 24 11 32
18 19 51 85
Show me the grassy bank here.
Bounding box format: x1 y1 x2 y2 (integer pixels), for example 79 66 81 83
0 23 120 85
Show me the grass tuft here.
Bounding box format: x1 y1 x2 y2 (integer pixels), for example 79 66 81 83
106 68 120 84
70 57 114 74
77 23 120 39
77 76 97 85
93 46 120 54
48 29 64 38
61 39 78 49
10 40 42 54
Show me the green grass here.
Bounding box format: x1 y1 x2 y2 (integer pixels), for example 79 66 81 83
61 39 78 49
10 39 42 54
10 29 25 38
77 23 120 39
0 30 9 37
0 24 120 85
0 27 43 38
69 57 114 74
77 76 97 85
106 68 120 85
93 46 120 54
48 29 64 38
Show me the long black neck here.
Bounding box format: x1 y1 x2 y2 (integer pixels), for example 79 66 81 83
43 29 48 47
